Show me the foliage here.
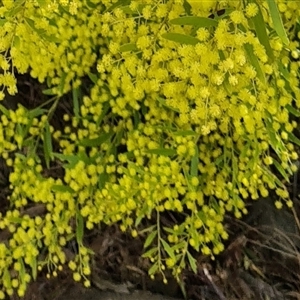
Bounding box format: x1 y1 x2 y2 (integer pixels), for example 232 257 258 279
0 0 299 297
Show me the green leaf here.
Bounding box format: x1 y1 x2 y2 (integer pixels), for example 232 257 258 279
249 0 274 61
72 86 80 118
5 0 25 17
0 104 10 117
278 61 290 80
133 110 140 129
183 0 192 15
161 239 175 260
88 72 98 84
162 33 200 45
53 153 79 163
266 0 289 45
148 262 159 276
286 104 300 117
29 256 37 281
105 0 131 13
96 102 110 126
76 213 84 244
265 117 284 153
13 35 20 48
187 251 197 274
244 43 266 84
36 0 47 7
0 18 6 26
78 132 113 147
42 34 60 43
28 107 47 118
273 159 289 182
170 16 218 27
120 43 138 52
85 0 97 8
288 132 300 147
146 148 177 156
135 215 143 227
171 241 186 252
52 184 75 194
43 121 53 169
58 72 67 95
190 145 199 177
144 231 157 249
3 268 11 289
52 153 80 169
24 17 47 37
157 97 180 112
42 88 57 96
173 130 197 136
142 247 157 258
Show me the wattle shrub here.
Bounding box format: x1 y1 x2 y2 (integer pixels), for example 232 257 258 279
0 0 299 297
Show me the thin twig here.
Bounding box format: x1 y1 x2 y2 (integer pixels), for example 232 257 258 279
203 267 227 300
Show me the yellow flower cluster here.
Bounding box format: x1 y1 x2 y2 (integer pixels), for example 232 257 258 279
0 0 299 296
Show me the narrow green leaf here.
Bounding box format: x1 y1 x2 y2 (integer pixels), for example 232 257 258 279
187 251 197 274
190 145 199 177
133 110 140 129
37 0 47 7
170 16 218 27
173 130 196 136
0 104 10 117
72 86 79 118
42 88 57 95
157 97 180 112
183 0 192 15
105 0 131 13
85 0 97 8
19 258 26 280
98 172 108 189
266 0 289 45
28 107 47 118
244 43 266 84
53 153 80 164
249 0 274 61
79 132 113 147
88 72 98 84
42 34 60 43
146 148 177 156
288 132 300 147
135 215 143 227
5 0 25 17
142 247 157 258
30 256 37 280
96 102 110 126
148 263 159 276
119 43 138 52
162 33 200 45
0 19 6 26
76 213 84 244
286 104 300 117
161 239 175 260
58 72 67 94
24 17 47 37
43 121 52 169
265 118 284 153
171 242 186 252
52 153 82 169
13 35 20 48
273 159 289 182
144 231 157 249
3 268 11 289
52 184 75 194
